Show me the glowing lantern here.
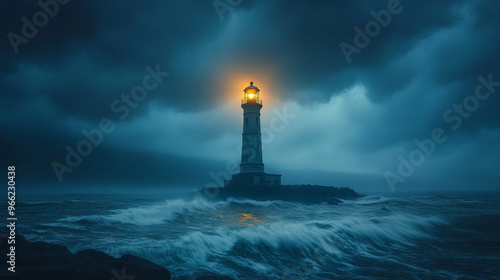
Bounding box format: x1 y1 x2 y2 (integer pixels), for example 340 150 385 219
242 81 261 104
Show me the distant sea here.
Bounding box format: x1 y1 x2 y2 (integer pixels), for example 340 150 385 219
15 191 500 279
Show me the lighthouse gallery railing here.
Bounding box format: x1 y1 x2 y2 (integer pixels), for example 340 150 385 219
241 97 262 105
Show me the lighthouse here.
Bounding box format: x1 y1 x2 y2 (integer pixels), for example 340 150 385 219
224 82 282 188
240 82 264 173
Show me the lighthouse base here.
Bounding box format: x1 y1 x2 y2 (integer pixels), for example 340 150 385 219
224 172 282 188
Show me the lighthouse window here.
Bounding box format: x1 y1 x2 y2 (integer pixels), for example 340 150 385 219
256 117 258 124
245 118 248 125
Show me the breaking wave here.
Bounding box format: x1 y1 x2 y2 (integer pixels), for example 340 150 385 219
57 198 288 226
58 198 223 225
339 195 394 205
100 210 446 278
18 192 498 279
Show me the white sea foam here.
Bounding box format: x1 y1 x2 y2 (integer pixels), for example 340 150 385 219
173 213 444 261
225 198 287 207
57 198 290 226
339 195 394 205
22 193 496 279
97 211 446 277
58 198 231 225
53 198 447 277
39 222 86 230
22 201 64 205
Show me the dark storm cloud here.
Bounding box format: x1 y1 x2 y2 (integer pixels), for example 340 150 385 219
1 0 499 191
3 0 481 117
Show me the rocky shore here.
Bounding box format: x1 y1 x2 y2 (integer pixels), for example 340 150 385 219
202 184 363 205
0 234 232 280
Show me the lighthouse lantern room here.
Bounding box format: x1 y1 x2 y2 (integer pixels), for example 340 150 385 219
241 81 262 105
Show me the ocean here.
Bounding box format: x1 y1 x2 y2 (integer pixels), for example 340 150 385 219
15 191 500 279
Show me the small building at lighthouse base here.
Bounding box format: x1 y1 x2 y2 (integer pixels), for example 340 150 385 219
224 172 282 188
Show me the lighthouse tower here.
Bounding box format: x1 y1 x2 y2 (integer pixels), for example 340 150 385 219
240 82 264 173
224 82 282 188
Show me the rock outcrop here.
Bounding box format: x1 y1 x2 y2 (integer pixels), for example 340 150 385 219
0 234 171 280
203 185 363 205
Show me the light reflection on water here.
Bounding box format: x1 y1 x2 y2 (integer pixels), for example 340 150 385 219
211 209 268 226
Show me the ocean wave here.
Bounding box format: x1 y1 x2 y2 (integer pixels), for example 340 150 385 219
173 213 445 260
19 199 98 206
39 222 91 230
225 198 288 207
57 198 290 226
98 212 446 277
18 193 496 279
19 201 64 205
46 197 449 278
58 198 231 226
339 195 394 205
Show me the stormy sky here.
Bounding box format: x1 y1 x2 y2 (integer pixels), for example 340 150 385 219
1 0 499 193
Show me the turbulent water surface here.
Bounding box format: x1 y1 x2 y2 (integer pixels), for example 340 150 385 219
16 191 500 279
